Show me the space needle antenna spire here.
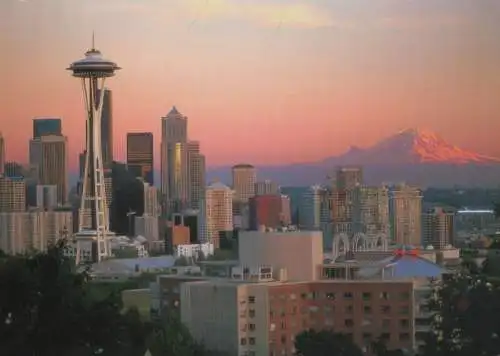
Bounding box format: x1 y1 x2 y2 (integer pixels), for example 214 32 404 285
67 36 121 264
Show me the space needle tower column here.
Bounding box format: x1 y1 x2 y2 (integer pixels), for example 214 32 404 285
67 38 120 263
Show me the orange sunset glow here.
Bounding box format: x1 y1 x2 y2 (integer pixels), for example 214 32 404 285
2 0 500 170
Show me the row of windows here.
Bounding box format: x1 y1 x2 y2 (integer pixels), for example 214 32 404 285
269 304 410 317
269 317 410 331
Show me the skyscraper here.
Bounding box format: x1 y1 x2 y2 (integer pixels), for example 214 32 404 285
389 184 422 246
205 182 233 247
127 132 154 185
0 176 25 212
335 166 363 190
422 207 455 249
29 135 68 206
33 118 62 139
0 132 4 176
232 164 256 203
97 88 113 167
255 180 280 196
161 106 206 216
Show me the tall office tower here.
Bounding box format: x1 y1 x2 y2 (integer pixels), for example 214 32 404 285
0 209 72 255
335 166 363 190
422 207 455 249
29 135 68 206
300 185 327 230
205 182 233 247
142 179 160 216
187 141 206 210
33 117 62 139
67 40 120 262
127 132 154 185
135 179 160 243
160 106 191 215
0 132 4 175
36 184 58 210
4 162 23 178
352 186 390 235
0 176 26 212
97 88 113 167
33 118 62 138
232 164 256 203
389 184 423 246
255 179 280 196
331 188 355 234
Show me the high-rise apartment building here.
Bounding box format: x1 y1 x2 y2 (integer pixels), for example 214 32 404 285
36 185 58 210
422 207 455 249
33 118 62 138
0 176 25 212
255 180 280 196
96 88 113 167
352 186 390 235
161 106 206 216
0 132 4 175
127 132 154 185
232 164 256 203
29 135 68 206
0 209 72 255
389 184 422 246
205 182 233 247
335 166 363 190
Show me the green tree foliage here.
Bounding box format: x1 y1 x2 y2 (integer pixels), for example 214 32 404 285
114 246 140 259
294 329 363 356
0 241 148 356
422 272 500 356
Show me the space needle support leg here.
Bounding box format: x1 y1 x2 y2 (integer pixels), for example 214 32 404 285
92 77 109 261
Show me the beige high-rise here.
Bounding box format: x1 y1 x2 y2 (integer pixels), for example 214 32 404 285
389 184 422 246
232 164 256 203
0 132 5 175
422 207 455 249
0 176 25 212
0 210 72 254
29 135 68 206
205 182 233 246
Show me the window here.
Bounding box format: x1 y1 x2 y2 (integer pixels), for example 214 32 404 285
281 335 287 344
399 291 410 300
344 319 354 327
381 305 391 314
280 308 286 317
249 324 256 331
300 293 307 300
362 292 372 301
363 306 372 314
344 292 353 299
380 292 390 300
240 338 247 345
249 309 255 318
399 333 410 341
400 319 409 328
345 305 353 314
325 292 336 300
399 306 409 315
248 296 256 303
249 337 256 345
290 293 297 300
281 321 286 329
291 306 297 315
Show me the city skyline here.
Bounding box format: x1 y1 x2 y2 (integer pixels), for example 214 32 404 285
2 0 500 168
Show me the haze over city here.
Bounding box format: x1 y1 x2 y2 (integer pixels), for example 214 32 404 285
2 0 500 169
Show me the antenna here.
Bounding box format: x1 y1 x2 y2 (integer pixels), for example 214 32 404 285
91 31 95 50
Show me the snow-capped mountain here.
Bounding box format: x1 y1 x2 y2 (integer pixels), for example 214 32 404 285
332 128 500 165
206 128 500 187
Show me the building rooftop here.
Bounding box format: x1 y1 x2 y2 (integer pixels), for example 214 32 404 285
357 253 448 279
91 255 176 274
232 163 255 169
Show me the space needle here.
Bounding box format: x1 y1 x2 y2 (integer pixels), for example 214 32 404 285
67 36 120 263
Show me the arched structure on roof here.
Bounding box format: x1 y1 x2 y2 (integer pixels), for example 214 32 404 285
332 233 350 259
332 232 389 259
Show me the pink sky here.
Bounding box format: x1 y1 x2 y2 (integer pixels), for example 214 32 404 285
2 0 500 170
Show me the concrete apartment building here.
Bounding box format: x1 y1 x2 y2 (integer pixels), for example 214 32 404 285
422 207 455 249
146 230 444 355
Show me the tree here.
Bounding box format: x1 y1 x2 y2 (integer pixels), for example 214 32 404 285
0 240 148 356
174 255 190 266
114 246 139 259
294 329 363 356
421 272 500 356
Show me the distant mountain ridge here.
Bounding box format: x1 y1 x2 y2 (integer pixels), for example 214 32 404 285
206 128 500 188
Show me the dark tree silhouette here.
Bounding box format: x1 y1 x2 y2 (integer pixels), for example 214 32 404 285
294 329 363 356
0 241 148 356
